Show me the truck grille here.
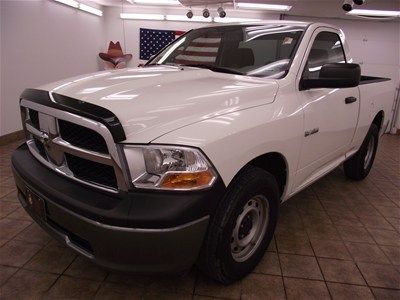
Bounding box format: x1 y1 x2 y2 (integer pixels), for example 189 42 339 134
21 105 125 193
65 154 118 189
59 120 109 154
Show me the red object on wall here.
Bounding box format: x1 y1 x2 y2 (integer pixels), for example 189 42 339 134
99 41 132 69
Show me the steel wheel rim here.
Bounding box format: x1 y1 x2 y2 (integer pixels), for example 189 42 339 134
231 195 269 263
364 136 375 169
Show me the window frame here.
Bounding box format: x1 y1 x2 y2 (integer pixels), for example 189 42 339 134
300 30 347 81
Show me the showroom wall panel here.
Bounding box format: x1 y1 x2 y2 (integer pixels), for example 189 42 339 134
0 0 106 136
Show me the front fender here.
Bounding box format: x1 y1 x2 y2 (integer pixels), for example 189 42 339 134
153 99 304 200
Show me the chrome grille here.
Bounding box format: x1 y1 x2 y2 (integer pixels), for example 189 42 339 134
58 120 109 154
21 100 127 193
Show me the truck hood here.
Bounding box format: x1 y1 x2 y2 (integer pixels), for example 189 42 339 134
39 66 278 143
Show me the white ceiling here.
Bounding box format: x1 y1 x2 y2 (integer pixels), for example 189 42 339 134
90 0 400 19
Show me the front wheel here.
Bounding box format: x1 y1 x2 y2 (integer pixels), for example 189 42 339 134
197 166 279 284
344 124 379 180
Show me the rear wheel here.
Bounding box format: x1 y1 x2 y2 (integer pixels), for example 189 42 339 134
198 166 279 284
344 124 379 180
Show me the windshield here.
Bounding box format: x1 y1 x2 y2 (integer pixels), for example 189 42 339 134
148 24 304 78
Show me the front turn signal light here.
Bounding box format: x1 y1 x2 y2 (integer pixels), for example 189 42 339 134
159 170 215 190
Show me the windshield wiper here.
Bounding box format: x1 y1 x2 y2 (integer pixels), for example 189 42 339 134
183 64 245 75
145 62 179 67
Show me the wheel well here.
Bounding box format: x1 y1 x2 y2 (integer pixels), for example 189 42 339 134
372 111 384 131
248 152 287 198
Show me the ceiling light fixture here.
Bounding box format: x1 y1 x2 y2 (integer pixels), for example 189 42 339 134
236 3 292 11
347 9 400 17
353 0 366 5
203 8 210 18
120 13 165 20
53 0 103 16
133 0 181 5
54 0 79 8
79 3 103 16
342 0 353 12
166 15 212 22
214 17 261 23
217 7 226 18
186 10 194 19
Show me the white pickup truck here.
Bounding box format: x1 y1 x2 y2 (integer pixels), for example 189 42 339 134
12 21 394 283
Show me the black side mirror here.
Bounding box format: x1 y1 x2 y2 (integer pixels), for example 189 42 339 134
301 63 361 90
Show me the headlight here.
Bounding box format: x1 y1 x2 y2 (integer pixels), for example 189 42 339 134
122 145 217 190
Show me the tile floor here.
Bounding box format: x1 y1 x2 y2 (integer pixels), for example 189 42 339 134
0 135 399 299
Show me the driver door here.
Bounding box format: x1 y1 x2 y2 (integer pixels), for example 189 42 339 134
294 29 359 190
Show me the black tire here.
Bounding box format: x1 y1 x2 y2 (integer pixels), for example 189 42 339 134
344 124 379 180
197 166 279 284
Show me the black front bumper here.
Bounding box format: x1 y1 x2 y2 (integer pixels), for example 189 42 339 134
12 144 225 273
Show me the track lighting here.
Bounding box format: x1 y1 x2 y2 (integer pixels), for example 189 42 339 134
342 0 353 12
203 8 210 18
186 10 193 19
217 7 226 18
353 0 366 5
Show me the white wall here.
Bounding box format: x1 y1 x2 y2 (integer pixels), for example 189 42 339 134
0 0 106 136
283 15 400 131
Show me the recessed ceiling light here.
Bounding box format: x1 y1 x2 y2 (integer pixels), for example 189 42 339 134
79 4 103 16
120 13 165 20
347 9 400 17
236 3 292 12
133 0 181 5
54 0 79 8
53 0 103 16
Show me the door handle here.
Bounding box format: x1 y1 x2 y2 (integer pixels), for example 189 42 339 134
345 96 357 104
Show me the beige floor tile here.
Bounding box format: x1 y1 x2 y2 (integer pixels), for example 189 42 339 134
241 273 285 300
345 242 391 264
0 190 18 203
44 275 101 299
94 282 144 300
367 228 400 247
0 217 31 240
0 269 58 300
327 282 374 300
318 258 365 285
253 251 281 276
310 239 352 260
0 201 20 218
379 245 400 265
371 287 400 299
276 235 314 256
0 239 42 267
357 262 400 289
195 274 241 299
6 207 32 221
24 242 76 274
64 256 108 281
336 225 375 243
284 277 330 300
14 222 51 246
279 254 323 280
0 265 18 285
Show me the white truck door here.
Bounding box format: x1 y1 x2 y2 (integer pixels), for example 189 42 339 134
295 29 359 189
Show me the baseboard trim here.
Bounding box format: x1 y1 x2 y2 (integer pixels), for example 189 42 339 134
0 130 25 146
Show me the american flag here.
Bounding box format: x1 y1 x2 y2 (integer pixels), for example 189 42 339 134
140 28 185 60
174 36 221 65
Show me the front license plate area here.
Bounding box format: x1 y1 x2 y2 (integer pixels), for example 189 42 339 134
26 188 46 221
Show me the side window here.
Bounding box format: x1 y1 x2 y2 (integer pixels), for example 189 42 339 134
303 32 346 79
